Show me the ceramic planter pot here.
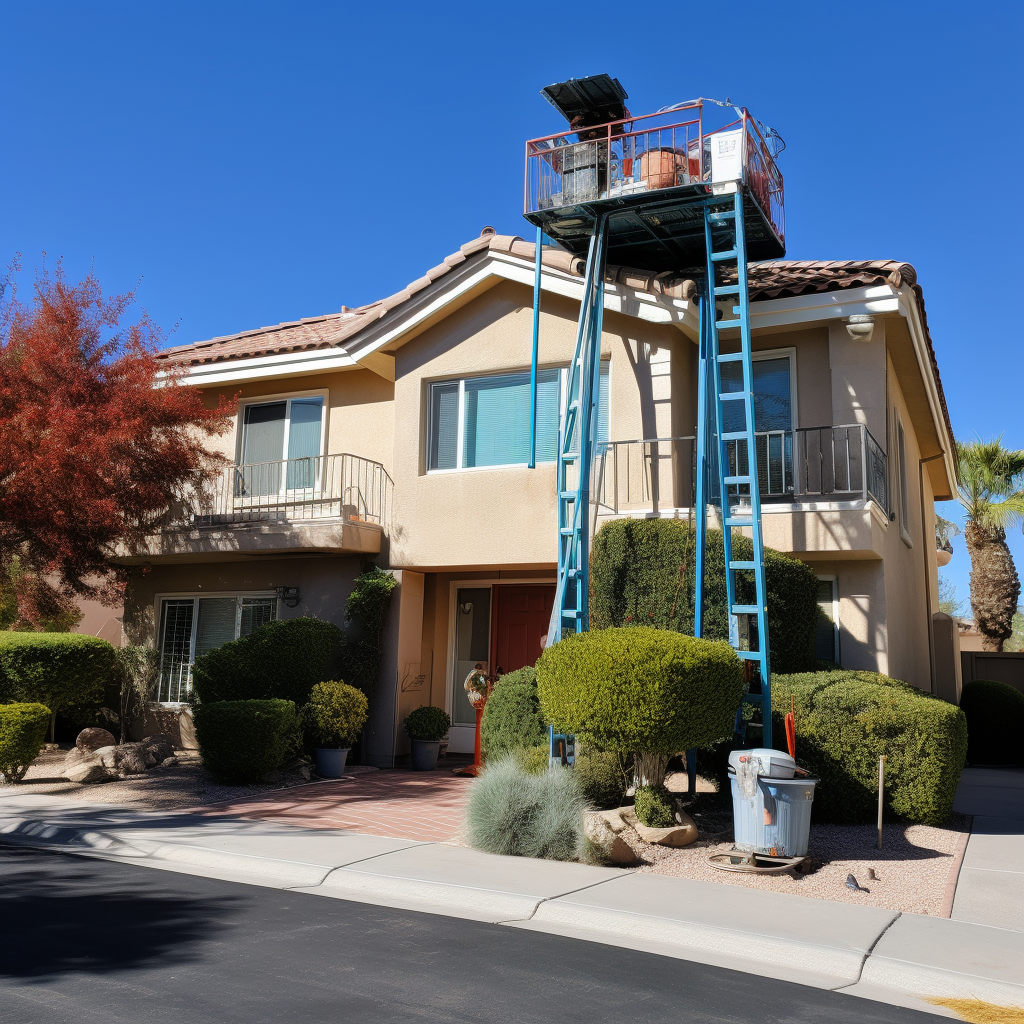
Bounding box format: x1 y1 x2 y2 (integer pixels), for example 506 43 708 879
314 747 350 778
410 739 441 772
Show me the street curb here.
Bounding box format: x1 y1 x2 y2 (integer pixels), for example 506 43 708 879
940 824 971 919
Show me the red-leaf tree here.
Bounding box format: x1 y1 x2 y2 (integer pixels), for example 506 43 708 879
0 259 232 614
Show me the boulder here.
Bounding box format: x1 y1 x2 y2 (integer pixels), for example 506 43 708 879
141 735 174 765
620 807 699 847
95 745 119 768
114 743 149 775
585 813 642 866
76 727 117 752
62 747 114 784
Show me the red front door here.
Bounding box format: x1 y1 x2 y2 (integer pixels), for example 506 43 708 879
491 585 555 677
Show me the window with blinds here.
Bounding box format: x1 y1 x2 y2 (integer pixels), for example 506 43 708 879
814 577 839 662
156 595 278 703
427 364 610 471
240 396 324 494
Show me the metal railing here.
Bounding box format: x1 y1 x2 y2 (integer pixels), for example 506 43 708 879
188 453 393 529
525 103 785 246
592 425 888 517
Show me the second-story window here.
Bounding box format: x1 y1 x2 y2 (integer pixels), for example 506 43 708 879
240 396 324 493
428 366 609 471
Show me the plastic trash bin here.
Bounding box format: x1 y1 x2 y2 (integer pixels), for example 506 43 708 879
729 754 817 858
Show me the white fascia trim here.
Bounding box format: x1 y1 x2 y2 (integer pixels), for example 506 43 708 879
747 284 900 331
162 346 358 387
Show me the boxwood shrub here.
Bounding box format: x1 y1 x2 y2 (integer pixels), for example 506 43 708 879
481 667 548 761
590 518 820 673
537 627 743 755
959 679 1024 765
193 699 299 783
0 702 51 782
0 633 116 731
192 617 343 706
771 670 968 825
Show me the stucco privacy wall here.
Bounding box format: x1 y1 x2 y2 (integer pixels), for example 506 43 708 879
388 279 689 570
198 367 395 472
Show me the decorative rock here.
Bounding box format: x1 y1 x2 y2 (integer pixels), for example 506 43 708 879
597 808 632 834
621 807 699 847
95 745 119 768
585 813 642 866
76 727 117 752
62 747 113 784
141 735 174 765
114 743 149 775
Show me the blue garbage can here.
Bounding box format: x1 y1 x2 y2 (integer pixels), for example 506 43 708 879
729 773 818 858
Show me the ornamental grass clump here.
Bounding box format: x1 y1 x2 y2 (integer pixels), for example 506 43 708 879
465 755 587 861
537 627 743 825
300 681 368 750
0 702 51 782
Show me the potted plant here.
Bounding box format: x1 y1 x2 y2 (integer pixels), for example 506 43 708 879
301 680 369 778
403 706 451 771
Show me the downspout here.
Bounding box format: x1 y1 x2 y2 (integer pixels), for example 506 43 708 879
919 451 946 693
528 226 542 468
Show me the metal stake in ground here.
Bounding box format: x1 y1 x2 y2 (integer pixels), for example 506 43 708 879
877 754 886 850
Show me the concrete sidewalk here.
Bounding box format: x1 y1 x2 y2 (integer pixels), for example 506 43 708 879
951 766 1024 932
2 792 1022 1018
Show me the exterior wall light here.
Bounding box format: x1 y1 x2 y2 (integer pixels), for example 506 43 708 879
846 315 875 342
276 586 301 608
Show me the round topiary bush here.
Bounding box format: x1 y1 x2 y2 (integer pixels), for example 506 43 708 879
481 666 547 761
300 680 368 750
634 784 675 828
193 699 299 783
573 749 629 810
464 755 587 861
0 702 51 782
192 617 343 706
960 679 1024 766
403 706 451 741
537 627 743 790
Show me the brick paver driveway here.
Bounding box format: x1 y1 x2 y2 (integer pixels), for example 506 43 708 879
198 766 474 842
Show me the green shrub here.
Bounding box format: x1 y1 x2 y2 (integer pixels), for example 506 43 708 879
537 627 743 755
193 699 299 783
959 680 1024 765
403 706 451 741
192 618 342 705
0 703 51 782
634 784 675 828
300 680 368 749
513 744 550 775
0 633 116 736
481 667 547 761
342 566 398 694
771 670 968 825
465 755 586 861
590 519 820 674
573 749 629 810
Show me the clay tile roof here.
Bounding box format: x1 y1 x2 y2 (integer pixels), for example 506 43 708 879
156 236 950 445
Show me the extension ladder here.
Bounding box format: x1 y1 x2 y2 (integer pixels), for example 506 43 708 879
547 214 609 644
695 190 773 747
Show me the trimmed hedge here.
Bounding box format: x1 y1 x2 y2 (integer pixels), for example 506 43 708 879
193 699 299 783
0 702 51 782
537 627 743 754
403 706 451 742
192 618 342 706
959 679 1024 765
771 670 968 825
590 518 820 674
481 667 548 761
300 680 368 749
0 633 116 724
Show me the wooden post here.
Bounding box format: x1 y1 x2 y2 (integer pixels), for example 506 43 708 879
877 754 886 850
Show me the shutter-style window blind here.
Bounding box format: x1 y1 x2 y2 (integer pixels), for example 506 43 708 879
242 402 287 495
534 369 561 462
158 599 195 703
286 398 323 488
598 363 610 443
463 372 532 467
720 356 792 434
429 382 459 470
814 579 839 661
240 598 277 638
194 598 239 660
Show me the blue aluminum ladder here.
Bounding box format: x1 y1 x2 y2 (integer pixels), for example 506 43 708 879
695 191 773 747
547 214 609 644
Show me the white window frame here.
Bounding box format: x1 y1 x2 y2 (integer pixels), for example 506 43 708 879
895 410 912 547
426 363 610 474
235 388 330 468
153 591 280 705
814 574 840 663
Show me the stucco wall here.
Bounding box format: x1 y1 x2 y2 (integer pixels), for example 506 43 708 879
808 558 888 675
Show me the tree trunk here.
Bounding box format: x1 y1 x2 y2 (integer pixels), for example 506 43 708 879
633 752 670 789
965 521 1021 652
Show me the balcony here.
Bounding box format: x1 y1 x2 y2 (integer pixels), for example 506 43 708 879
592 426 890 557
118 454 393 564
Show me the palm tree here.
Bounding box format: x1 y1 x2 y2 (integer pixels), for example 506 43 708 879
954 439 1024 651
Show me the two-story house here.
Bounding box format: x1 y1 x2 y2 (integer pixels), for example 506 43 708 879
120 230 958 765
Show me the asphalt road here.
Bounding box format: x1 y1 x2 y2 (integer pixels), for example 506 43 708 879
0 847 945 1024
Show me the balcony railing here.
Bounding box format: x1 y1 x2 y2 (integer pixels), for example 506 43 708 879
525 104 785 246
592 425 888 518
189 453 393 529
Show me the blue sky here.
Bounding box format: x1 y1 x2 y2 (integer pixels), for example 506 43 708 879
2 0 1022 609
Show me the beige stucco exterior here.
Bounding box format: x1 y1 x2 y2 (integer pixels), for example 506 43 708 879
122 240 957 763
